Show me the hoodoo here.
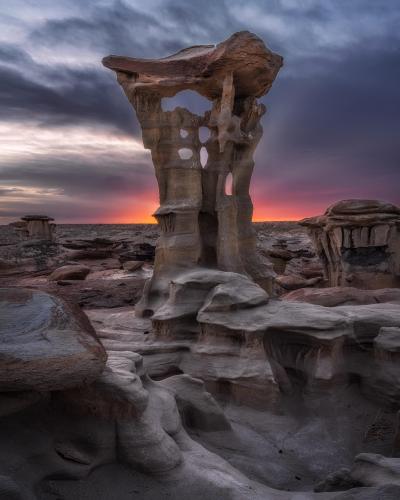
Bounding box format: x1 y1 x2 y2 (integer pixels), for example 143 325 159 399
103 31 283 322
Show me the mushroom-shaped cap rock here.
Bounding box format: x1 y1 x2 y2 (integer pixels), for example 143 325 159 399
300 199 400 228
21 214 54 221
326 199 400 216
102 31 283 99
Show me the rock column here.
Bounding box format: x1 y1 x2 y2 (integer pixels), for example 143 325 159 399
103 31 283 316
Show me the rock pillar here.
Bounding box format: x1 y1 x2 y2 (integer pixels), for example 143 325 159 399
103 31 283 316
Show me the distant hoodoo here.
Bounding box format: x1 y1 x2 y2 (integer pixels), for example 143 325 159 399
10 214 56 242
301 199 400 289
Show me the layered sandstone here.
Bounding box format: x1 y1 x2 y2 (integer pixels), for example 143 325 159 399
103 31 282 321
301 199 400 289
21 214 56 241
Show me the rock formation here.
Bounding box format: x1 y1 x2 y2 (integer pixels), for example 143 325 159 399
0 286 290 498
2 29 400 499
102 34 400 418
2 285 369 499
301 200 400 289
257 221 325 292
103 31 282 321
19 214 56 241
283 286 400 307
89 298 400 409
315 453 400 492
49 264 91 281
0 288 106 391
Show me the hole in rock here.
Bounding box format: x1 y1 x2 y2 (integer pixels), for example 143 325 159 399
161 90 211 115
342 246 388 266
224 172 233 195
178 148 193 160
199 126 210 143
180 129 189 138
200 147 208 168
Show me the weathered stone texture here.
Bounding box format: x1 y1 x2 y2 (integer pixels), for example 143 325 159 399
103 31 282 319
301 199 400 289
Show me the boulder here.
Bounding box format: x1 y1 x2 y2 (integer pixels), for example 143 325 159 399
200 277 268 312
49 264 90 281
0 288 107 391
150 269 268 323
123 260 144 272
275 274 321 290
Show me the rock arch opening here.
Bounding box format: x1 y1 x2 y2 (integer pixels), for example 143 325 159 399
161 90 211 115
224 172 233 196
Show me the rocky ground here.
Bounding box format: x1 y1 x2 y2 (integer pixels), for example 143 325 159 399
0 221 323 306
2 222 400 499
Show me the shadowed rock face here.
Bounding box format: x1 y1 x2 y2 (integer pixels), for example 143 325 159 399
103 31 282 318
301 199 400 289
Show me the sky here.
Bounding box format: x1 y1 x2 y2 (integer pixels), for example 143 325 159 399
0 0 399 224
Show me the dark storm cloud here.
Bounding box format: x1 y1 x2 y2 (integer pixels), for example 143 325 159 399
0 187 25 196
0 150 157 222
0 155 154 197
0 0 399 222
29 0 236 57
255 37 400 208
0 0 238 134
0 198 122 221
2 0 399 133
0 47 137 133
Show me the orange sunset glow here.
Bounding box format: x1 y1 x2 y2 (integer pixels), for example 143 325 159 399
1 0 399 226
108 192 327 224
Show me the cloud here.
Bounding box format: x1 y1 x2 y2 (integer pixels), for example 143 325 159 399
0 122 157 223
0 48 138 134
0 0 399 222
254 35 400 216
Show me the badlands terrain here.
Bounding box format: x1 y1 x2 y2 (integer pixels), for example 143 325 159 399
2 218 400 499
1 31 400 500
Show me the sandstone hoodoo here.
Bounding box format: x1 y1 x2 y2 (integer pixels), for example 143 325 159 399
2 26 400 500
21 214 56 241
103 31 282 322
301 199 400 289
